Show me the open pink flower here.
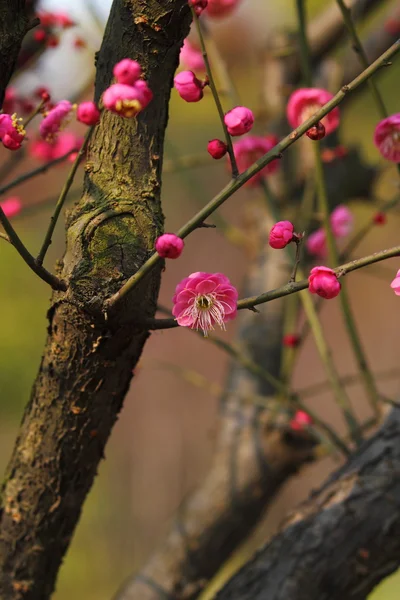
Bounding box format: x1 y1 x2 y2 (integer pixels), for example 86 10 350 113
308 266 341 299
224 106 254 136
205 0 241 18
0 197 22 218
29 132 83 162
172 272 238 335
306 228 327 258
287 88 340 136
331 204 353 237
174 71 204 102
0 113 26 151
390 269 400 296
231 135 279 185
39 100 73 140
374 113 400 163
103 81 153 118
180 39 205 71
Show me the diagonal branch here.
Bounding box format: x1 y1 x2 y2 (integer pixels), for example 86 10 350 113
215 406 400 600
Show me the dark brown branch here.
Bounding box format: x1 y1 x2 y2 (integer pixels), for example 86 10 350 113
216 406 400 600
0 1 191 598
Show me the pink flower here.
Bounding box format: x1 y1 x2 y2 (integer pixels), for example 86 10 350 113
180 39 205 71
391 269 400 296
29 132 83 162
287 88 340 136
224 106 254 136
331 204 353 238
102 82 153 117
290 410 313 431
0 196 22 218
306 228 327 258
174 71 204 102
207 139 227 159
374 113 400 163
269 221 294 249
76 101 100 126
308 266 341 299
39 100 74 140
113 59 142 85
0 113 26 151
172 272 238 335
189 0 208 15
205 0 241 18
231 135 279 185
155 234 184 259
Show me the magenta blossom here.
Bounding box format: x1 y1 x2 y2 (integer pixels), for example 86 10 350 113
306 228 327 258
231 135 279 185
224 106 254 136
0 113 26 151
180 39 205 71
331 204 353 238
290 410 313 431
174 71 204 102
39 100 74 140
0 196 22 218
103 81 153 118
172 272 238 336
113 58 141 85
29 132 83 162
287 88 340 136
390 269 400 296
155 234 184 259
374 113 400 163
269 221 294 249
208 139 227 159
205 0 241 18
76 101 100 126
308 266 341 299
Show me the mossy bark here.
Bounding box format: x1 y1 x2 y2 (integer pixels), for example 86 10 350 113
0 1 191 598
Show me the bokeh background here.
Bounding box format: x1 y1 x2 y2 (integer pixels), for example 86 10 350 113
1 0 400 598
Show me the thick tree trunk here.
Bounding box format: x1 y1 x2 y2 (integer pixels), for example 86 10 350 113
216 407 400 600
0 1 191 598
0 1 30 107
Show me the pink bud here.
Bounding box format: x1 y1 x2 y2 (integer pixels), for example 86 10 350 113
189 0 208 15
390 269 400 296
113 59 142 85
306 228 327 258
207 139 227 159
308 266 341 299
287 88 340 136
155 234 184 259
331 204 353 238
290 410 313 431
231 134 279 185
77 101 100 126
205 0 242 18
174 71 204 102
180 39 205 71
374 113 400 163
269 221 294 249
0 196 22 218
373 212 386 225
224 106 254 136
283 334 300 348
306 121 325 140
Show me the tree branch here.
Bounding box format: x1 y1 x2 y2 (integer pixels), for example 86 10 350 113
0 1 191 598
215 406 400 600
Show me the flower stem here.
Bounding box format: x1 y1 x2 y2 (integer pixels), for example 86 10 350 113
191 7 239 178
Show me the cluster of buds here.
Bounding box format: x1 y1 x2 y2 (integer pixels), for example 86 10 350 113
103 59 152 118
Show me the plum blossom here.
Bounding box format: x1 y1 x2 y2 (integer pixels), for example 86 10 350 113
374 114 400 163
224 106 254 136
308 266 341 299
39 100 74 140
155 234 184 259
287 88 340 136
231 135 279 185
172 272 238 335
390 269 400 296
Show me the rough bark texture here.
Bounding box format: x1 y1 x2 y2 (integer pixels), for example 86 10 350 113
0 1 30 108
216 406 400 600
0 1 191 598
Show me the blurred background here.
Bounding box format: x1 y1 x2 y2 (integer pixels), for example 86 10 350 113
1 0 400 598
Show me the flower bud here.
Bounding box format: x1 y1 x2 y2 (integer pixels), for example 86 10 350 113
155 234 184 259
373 212 386 225
174 71 204 102
306 121 325 140
113 59 142 85
77 101 100 126
269 221 294 249
207 139 227 159
308 266 341 299
290 410 313 431
283 334 300 348
224 106 254 136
